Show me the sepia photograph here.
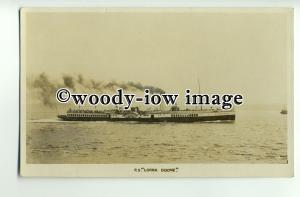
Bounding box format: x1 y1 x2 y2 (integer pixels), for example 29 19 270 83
20 8 293 177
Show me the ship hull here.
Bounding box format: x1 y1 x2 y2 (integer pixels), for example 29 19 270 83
57 114 235 122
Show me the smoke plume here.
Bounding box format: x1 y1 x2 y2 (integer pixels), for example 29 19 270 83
31 73 58 107
28 73 166 108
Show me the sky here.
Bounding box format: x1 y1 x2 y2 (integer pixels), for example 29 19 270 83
22 8 292 106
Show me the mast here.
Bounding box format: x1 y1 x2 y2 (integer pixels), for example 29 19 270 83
197 78 202 111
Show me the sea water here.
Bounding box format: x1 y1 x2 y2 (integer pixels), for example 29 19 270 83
26 109 288 164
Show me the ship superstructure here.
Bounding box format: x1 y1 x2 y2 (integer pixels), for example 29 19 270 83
57 106 235 122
